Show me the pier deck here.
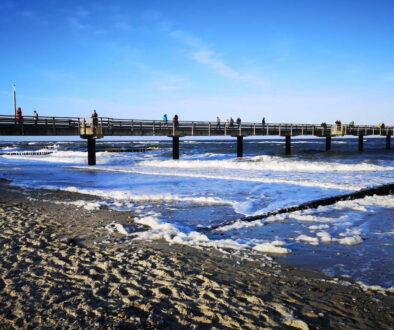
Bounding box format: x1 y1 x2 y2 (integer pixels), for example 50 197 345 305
0 115 392 164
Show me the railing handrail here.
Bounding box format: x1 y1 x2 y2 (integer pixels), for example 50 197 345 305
0 115 392 129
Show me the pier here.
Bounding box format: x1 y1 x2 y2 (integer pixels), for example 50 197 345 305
0 115 392 165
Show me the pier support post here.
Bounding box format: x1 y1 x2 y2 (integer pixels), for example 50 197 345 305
173 136 179 159
386 135 391 150
358 135 364 152
237 136 243 158
285 135 291 155
326 136 331 151
87 138 96 165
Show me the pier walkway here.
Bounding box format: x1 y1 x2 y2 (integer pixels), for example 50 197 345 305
0 115 392 165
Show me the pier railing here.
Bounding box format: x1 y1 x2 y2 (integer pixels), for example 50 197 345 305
0 115 392 138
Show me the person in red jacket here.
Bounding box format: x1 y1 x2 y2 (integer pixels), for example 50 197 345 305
173 114 179 128
16 107 22 124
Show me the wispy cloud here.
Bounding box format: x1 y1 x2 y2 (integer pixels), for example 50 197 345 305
162 22 269 87
68 16 90 30
174 31 268 87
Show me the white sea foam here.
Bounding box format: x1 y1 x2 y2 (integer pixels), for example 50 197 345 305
288 213 334 223
98 167 359 190
105 222 130 235
336 235 363 245
309 225 330 231
316 231 333 243
215 219 265 232
253 241 291 254
52 199 105 211
333 195 394 211
137 157 394 173
295 234 319 245
0 146 17 151
132 216 246 250
2 150 89 164
357 282 394 294
107 216 293 254
50 185 236 206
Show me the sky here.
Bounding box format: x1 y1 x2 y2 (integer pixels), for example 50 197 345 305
0 0 393 124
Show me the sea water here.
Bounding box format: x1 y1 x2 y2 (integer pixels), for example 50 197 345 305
0 137 393 288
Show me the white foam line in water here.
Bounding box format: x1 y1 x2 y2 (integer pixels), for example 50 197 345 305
39 185 236 206
137 157 394 173
79 166 359 190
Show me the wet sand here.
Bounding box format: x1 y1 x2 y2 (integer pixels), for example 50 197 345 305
0 180 393 329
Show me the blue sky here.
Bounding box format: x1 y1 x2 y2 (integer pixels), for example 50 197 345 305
0 0 393 124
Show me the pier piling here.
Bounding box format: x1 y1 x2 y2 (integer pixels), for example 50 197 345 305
173 136 179 159
358 135 364 152
386 135 391 150
285 136 291 155
326 136 331 151
237 136 243 158
87 138 96 165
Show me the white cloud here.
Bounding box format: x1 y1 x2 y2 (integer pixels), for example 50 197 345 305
69 17 90 30
167 28 269 87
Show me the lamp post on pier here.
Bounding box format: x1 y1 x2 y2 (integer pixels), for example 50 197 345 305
13 85 16 124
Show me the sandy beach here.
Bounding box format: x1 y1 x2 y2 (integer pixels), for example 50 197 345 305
0 179 393 329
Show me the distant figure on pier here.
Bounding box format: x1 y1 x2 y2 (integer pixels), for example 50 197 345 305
92 110 98 127
230 117 234 128
335 120 341 127
173 114 179 128
236 117 241 128
16 107 22 125
216 116 220 128
163 114 168 126
225 118 229 128
33 110 38 126
262 117 265 127
381 122 385 129
349 121 354 127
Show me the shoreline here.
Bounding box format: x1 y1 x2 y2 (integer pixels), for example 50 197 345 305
0 180 393 328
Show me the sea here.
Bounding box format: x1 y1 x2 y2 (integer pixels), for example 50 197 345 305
0 137 393 289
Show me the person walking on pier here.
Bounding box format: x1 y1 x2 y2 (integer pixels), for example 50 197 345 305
230 117 234 128
262 117 265 127
33 110 38 126
173 114 179 128
16 107 23 125
163 113 168 127
216 116 220 129
92 110 98 127
236 117 241 128
225 118 229 128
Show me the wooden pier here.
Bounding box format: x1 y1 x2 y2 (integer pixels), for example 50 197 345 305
0 115 392 165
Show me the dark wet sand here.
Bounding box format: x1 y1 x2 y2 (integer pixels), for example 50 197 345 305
0 180 393 329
